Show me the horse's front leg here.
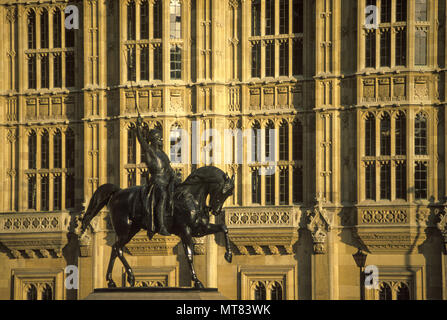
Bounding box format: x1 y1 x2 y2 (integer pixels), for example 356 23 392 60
180 227 204 289
200 223 232 263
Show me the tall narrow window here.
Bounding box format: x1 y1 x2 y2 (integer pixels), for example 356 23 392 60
293 0 303 33
170 0 182 39
365 163 376 200
28 11 36 49
170 45 182 79
54 175 62 211
395 113 406 155
293 120 303 161
381 0 391 23
279 169 289 205
54 130 62 168
66 174 75 208
380 30 391 67
66 129 75 168
41 176 49 211
293 40 303 75
271 282 283 300
252 122 260 162
365 113 376 156
279 0 289 34
127 47 136 82
365 32 376 68
41 130 49 169
415 30 427 66
141 46 149 81
380 163 391 200
128 127 136 164
395 29 406 66
41 55 50 89
170 125 182 162
397 284 410 300
252 169 261 204
415 113 427 155
265 43 275 77
54 55 62 88
28 176 36 209
140 1 149 39
251 43 261 78
380 113 391 156
29 131 37 169
252 0 261 36
154 46 162 80
66 53 75 87
265 172 275 205
41 11 49 48
293 166 303 203
27 285 38 300
265 122 274 159
396 162 406 200
415 162 427 199
265 0 275 35
42 285 53 300
415 0 427 21
128 171 136 187
28 55 37 89
66 28 75 48
254 282 266 300
153 0 162 39
396 0 407 22
279 122 288 161
53 9 62 48
127 1 136 40
279 42 289 76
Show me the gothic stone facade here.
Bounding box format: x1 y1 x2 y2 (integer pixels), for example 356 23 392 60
0 0 446 300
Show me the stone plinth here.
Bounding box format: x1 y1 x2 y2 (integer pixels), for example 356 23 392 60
84 287 229 300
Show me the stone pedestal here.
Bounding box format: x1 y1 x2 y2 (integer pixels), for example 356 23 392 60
84 287 229 300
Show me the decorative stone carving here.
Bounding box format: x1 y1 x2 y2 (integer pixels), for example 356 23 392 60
192 237 206 255
125 232 180 256
436 208 447 253
362 210 408 224
306 196 332 254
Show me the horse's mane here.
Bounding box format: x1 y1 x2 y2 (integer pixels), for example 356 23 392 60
180 166 226 187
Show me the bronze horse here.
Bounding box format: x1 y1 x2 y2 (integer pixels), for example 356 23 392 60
79 166 234 288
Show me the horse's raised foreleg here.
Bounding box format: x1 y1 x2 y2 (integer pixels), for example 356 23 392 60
198 223 232 263
180 227 204 289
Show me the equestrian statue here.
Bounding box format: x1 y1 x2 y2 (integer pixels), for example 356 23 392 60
78 114 234 289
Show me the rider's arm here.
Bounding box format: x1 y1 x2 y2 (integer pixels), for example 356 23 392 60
135 118 156 160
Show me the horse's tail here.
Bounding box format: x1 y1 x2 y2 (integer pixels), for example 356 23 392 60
79 183 120 236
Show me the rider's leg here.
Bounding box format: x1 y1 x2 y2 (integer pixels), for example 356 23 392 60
156 189 170 235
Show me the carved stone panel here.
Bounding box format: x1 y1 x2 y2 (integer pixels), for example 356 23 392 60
151 90 162 112
292 85 302 108
277 86 288 108
378 78 390 101
393 77 406 100
250 88 261 110
263 87 274 109
363 79 375 102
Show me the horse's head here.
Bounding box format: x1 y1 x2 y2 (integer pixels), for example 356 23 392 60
208 173 235 216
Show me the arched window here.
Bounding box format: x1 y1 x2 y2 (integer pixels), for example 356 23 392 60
251 122 260 163
140 1 149 39
28 11 36 49
29 131 37 169
397 283 410 300
54 130 62 168
41 130 49 169
265 121 275 160
293 120 303 161
380 113 391 156
127 0 136 40
270 282 283 300
26 285 38 300
254 282 266 300
41 284 53 300
265 0 275 35
53 9 62 48
41 10 49 48
279 121 289 161
128 125 136 164
415 113 427 155
395 112 406 155
170 0 182 39
66 129 75 168
252 0 261 36
41 175 49 211
41 55 50 88
365 113 375 156
379 283 392 300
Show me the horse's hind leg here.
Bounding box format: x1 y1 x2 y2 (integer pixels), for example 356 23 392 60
113 224 140 287
180 227 204 289
106 248 118 288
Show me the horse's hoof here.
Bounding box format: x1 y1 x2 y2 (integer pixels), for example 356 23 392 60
194 280 204 289
225 252 232 263
107 280 117 288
